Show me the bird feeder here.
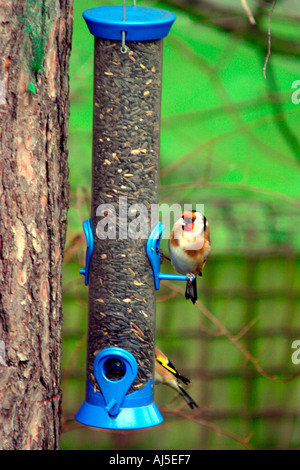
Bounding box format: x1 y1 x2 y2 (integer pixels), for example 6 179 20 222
75 3 175 430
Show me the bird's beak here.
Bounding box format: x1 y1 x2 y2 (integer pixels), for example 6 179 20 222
183 219 194 232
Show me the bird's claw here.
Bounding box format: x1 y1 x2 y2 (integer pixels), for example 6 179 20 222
156 248 171 264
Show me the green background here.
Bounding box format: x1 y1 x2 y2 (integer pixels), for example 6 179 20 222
61 0 300 449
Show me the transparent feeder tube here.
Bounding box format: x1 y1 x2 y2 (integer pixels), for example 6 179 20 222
87 38 163 393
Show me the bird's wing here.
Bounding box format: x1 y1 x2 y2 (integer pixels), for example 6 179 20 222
155 350 190 386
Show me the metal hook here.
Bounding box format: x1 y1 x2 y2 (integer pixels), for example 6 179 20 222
120 0 137 53
121 0 128 53
121 31 128 53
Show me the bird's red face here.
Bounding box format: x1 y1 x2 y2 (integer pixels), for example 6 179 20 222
181 211 197 232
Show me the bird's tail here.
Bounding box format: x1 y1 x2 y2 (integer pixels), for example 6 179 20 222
185 276 197 304
175 372 190 386
178 384 198 410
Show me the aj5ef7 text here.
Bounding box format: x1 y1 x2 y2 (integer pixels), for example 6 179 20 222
152 455 191 466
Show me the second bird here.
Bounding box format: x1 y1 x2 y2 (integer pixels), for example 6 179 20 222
155 346 198 410
169 210 211 304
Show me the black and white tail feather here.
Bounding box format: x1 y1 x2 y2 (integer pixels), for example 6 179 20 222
177 383 198 410
185 276 197 304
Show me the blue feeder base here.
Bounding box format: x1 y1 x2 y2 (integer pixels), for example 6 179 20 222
75 400 163 430
75 379 163 430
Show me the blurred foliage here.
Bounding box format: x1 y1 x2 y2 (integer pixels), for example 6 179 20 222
61 0 300 450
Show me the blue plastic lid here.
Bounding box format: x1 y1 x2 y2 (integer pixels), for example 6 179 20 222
83 6 176 41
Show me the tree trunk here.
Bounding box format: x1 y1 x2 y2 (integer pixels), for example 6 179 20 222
0 0 73 450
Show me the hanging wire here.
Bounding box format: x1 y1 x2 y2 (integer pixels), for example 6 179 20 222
120 0 128 53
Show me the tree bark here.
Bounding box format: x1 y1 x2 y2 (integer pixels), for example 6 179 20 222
0 0 73 450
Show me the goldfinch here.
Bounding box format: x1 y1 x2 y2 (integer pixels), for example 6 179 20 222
154 346 198 410
168 210 211 304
